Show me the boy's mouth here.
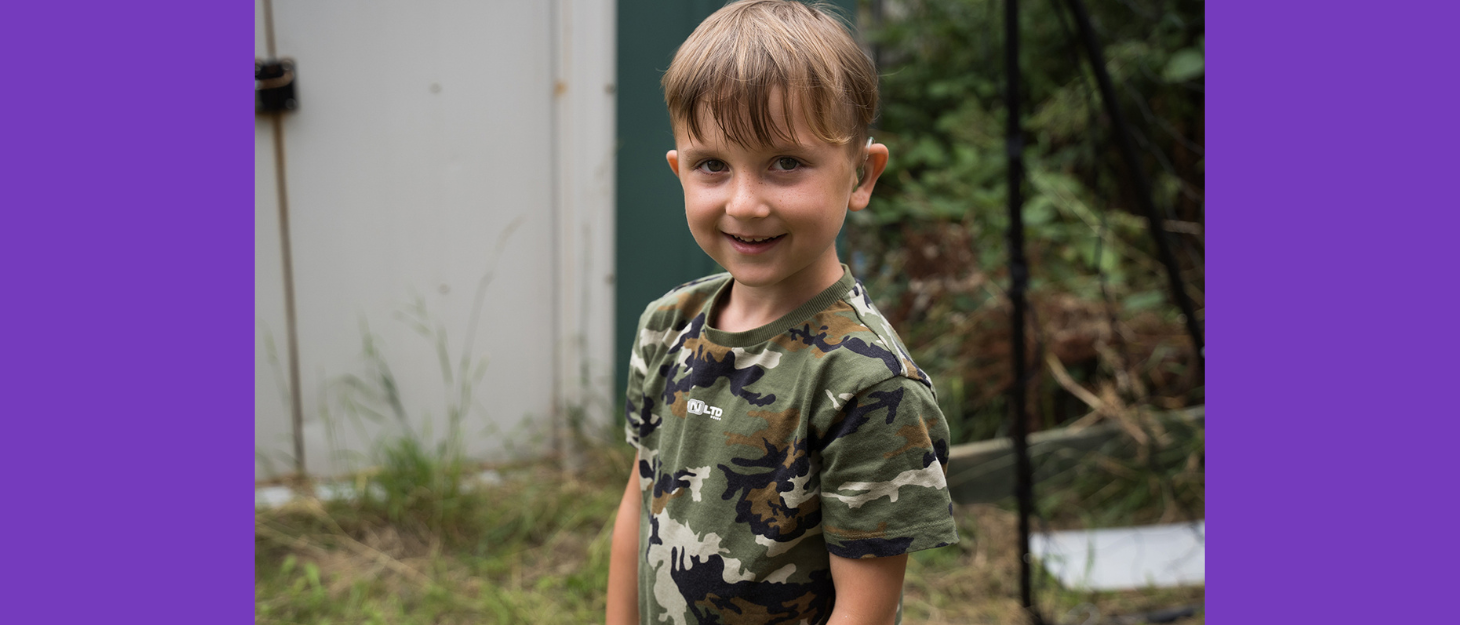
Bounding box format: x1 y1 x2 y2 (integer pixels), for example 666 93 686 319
724 232 785 254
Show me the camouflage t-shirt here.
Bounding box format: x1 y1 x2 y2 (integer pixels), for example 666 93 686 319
624 267 959 625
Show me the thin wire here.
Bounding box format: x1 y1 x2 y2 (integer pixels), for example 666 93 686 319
1050 0 1204 267
1047 0 1121 342
1059 0 1203 371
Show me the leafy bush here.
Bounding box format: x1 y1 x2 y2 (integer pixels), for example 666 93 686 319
852 0 1205 443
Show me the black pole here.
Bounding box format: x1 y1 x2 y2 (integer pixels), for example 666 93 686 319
1062 0 1204 372
1004 1 1042 623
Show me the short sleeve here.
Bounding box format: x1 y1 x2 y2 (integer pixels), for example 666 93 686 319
812 376 959 559
623 306 655 449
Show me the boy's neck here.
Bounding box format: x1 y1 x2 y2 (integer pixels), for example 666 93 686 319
712 255 846 334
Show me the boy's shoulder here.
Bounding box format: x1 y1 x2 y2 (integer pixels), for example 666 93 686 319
797 276 935 392
638 271 731 320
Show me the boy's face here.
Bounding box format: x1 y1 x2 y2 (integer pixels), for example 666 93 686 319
666 91 888 296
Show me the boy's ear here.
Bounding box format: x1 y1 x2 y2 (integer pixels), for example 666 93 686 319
666 150 680 177
848 142 889 212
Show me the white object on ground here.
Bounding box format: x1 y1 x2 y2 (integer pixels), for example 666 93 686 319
477 469 503 486
252 481 370 509
254 469 506 509
1030 521 1204 591
255 486 294 509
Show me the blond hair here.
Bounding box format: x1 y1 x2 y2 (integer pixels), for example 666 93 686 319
662 0 878 150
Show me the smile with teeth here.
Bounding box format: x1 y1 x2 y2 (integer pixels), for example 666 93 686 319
727 233 784 243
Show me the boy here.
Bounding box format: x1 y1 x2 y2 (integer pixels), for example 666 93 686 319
608 2 957 623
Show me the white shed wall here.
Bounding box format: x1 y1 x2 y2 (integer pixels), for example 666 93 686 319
256 0 615 480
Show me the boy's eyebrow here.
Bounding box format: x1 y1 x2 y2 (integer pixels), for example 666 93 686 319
680 140 815 158
677 147 717 161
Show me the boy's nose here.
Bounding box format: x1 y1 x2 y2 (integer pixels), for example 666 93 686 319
724 175 771 219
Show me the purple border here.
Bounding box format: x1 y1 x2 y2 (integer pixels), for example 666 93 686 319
1213 1 1459 622
1 2 252 622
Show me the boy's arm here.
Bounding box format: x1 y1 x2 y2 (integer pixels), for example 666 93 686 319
825 553 908 625
814 375 958 624
606 451 641 625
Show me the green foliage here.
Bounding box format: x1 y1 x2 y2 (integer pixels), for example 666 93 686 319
362 435 476 543
1163 47 1205 83
852 0 1206 443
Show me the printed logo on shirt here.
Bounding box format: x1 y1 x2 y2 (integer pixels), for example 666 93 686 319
685 398 723 420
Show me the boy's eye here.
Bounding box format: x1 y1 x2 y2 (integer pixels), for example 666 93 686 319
773 157 801 171
698 160 727 173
